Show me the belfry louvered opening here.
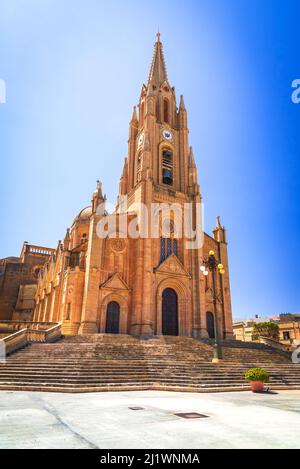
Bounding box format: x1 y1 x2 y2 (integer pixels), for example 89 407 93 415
162 148 173 185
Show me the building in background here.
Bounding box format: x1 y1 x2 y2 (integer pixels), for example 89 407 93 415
233 314 300 345
0 242 54 321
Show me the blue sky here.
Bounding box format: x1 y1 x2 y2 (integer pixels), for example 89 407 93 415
0 0 299 319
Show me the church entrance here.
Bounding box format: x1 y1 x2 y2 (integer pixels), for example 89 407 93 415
206 311 215 339
162 288 178 336
105 301 120 334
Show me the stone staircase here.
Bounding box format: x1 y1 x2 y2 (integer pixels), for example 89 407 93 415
0 334 299 393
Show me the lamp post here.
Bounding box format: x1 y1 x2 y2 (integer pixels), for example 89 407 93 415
200 250 225 363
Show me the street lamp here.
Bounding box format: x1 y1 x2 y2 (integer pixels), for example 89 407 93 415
200 250 225 363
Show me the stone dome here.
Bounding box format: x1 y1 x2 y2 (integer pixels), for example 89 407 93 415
72 206 92 226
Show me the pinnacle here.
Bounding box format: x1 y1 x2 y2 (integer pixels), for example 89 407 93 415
130 105 138 124
179 94 186 111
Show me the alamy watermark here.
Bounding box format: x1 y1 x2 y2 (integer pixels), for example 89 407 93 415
292 340 300 364
95 195 205 250
0 79 6 104
291 79 300 104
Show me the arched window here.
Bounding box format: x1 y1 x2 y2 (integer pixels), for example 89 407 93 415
136 152 142 183
167 238 172 257
160 238 179 262
69 252 80 268
163 99 169 123
80 233 87 243
162 148 173 185
173 239 178 256
160 237 166 262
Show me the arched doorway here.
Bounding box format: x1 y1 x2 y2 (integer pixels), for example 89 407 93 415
162 288 178 336
105 301 120 334
206 311 215 339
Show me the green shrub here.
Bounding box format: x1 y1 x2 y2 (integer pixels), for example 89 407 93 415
245 368 269 383
252 322 279 341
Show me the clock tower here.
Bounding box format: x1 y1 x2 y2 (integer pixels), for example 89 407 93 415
120 32 196 199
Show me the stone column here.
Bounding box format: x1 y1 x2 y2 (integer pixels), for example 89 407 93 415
79 214 103 334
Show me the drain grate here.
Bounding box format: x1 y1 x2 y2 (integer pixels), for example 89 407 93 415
129 406 144 411
174 412 209 419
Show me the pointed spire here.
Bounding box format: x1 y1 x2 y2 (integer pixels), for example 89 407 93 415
130 105 138 124
63 229 70 250
179 94 187 128
189 146 196 168
92 179 106 214
121 157 128 179
213 216 227 243
179 94 186 111
148 32 168 86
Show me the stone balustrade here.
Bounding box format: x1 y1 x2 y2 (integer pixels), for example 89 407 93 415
3 329 28 355
0 322 62 356
0 321 57 332
27 323 62 343
25 244 55 256
259 336 290 352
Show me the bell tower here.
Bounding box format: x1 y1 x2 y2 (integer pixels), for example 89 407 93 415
121 32 198 202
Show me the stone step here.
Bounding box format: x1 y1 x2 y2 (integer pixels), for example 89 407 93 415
0 373 298 384
0 376 300 387
0 334 297 393
1 360 297 368
0 382 298 394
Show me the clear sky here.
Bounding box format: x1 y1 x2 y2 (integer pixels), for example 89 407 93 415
0 0 299 319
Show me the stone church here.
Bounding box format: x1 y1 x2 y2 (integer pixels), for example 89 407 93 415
2 34 234 339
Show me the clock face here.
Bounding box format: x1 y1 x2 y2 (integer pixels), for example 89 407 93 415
138 133 144 147
162 129 173 141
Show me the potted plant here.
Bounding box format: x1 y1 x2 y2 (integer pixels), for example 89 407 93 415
245 368 269 393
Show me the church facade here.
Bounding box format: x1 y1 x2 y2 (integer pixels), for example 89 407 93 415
33 35 233 339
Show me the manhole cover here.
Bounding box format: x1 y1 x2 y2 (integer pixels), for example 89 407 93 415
129 406 144 411
174 412 209 419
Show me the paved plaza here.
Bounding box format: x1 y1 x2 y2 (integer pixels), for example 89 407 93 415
0 390 299 449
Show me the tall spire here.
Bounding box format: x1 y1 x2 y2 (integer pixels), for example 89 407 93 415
148 32 168 86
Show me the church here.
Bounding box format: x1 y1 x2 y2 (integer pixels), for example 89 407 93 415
30 34 233 339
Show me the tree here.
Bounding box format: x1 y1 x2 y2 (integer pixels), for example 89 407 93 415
252 322 279 341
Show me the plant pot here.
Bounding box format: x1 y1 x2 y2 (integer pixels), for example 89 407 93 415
250 381 264 393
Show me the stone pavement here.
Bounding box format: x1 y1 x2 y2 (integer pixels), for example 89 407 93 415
0 390 299 449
